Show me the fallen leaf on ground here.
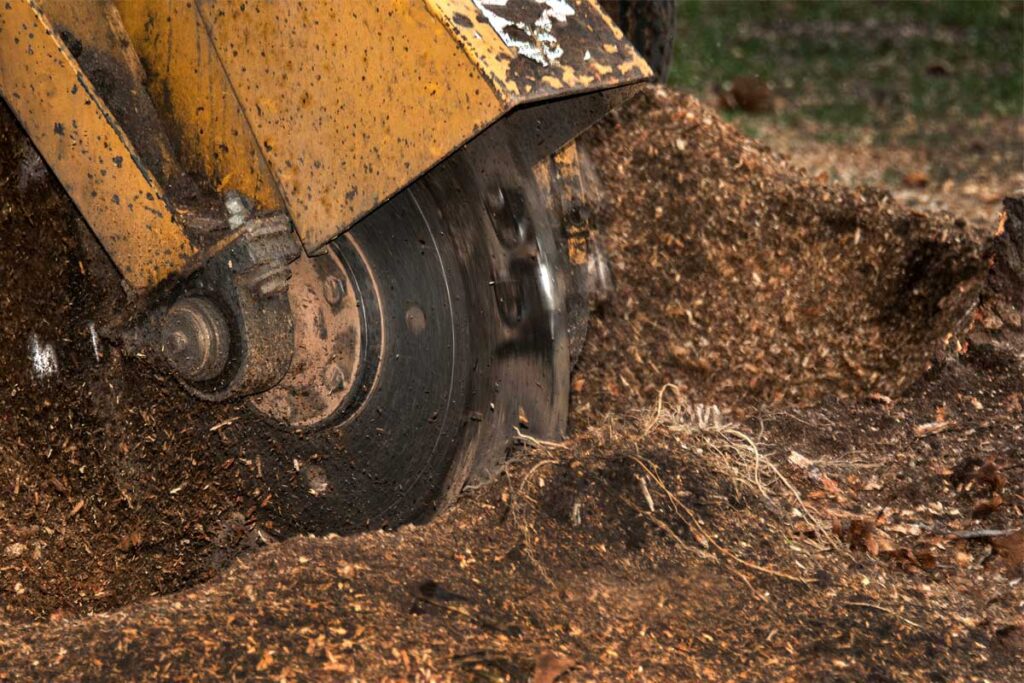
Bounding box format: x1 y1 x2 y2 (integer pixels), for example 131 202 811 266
973 460 1007 494
902 170 930 188
991 531 1024 573
533 652 575 683
972 494 1003 518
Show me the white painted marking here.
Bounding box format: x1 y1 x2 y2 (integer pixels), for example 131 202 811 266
473 0 575 67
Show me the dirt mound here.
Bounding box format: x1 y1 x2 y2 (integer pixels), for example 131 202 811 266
0 107 267 621
576 87 997 415
0 87 1021 679
968 195 1024 363
1 365 1020 680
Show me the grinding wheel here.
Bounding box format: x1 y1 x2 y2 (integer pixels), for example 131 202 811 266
251 126 576 532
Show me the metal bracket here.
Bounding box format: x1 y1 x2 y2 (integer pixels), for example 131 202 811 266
152 213 301 401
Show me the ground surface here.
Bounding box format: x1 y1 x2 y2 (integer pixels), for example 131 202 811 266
1 86 1021 680
673 1 1021 129
672 0 1023 229
1 3 1023 679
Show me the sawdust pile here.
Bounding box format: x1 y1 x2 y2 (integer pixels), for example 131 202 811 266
576 86 999 415
0 87 1021 679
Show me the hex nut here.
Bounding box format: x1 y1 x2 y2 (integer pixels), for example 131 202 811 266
324 363 347 394
322 275 346 305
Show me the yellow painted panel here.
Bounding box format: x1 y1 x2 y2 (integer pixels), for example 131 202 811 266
115 0 283 212
196 0 504 251
427 0 651 102
0 0 195 288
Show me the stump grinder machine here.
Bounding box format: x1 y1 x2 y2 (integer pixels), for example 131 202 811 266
0 1 661 530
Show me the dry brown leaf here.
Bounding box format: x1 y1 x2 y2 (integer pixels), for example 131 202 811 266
533 652 575 683
973 460 1007 494
911 546 938 569
875 533 898 556
902 170 929 188
972 494 1003 518
844 518 877 554
991 531 1024 572
820 475 842 496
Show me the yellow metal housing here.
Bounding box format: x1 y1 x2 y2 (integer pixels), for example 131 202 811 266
114 0 284 212
194 0 505 249
0 0 650 286
192 0 650 250
0 0 195 288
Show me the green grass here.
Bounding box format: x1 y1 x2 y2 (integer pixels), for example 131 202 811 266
669 0 1024 140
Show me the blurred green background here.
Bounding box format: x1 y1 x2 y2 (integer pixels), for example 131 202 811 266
669 0 1023 143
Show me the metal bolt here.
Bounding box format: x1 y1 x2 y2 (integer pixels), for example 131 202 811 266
486 185 526 247
484 186 505 215
322 275 346 305
324 363 347 394
166 330 189 355
404 304 426 335
223 190 252 229
160 297 231 383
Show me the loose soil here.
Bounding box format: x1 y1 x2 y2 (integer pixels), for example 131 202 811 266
0 88 1021 680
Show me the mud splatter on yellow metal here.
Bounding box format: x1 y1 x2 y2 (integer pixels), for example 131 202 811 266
551 142 591 266
194 0 506 251
0 0 195 289
194 0 650 252
431 0 650 100
1 0 649 286
114 0 283 212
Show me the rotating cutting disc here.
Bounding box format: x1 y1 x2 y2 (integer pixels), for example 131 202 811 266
252 125 574 532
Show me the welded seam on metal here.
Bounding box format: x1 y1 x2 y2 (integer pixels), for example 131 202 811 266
190 0 296 247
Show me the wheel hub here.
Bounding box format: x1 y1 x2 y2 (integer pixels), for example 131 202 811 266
159 296 231 382
250 238 381 430
143 124 582 530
